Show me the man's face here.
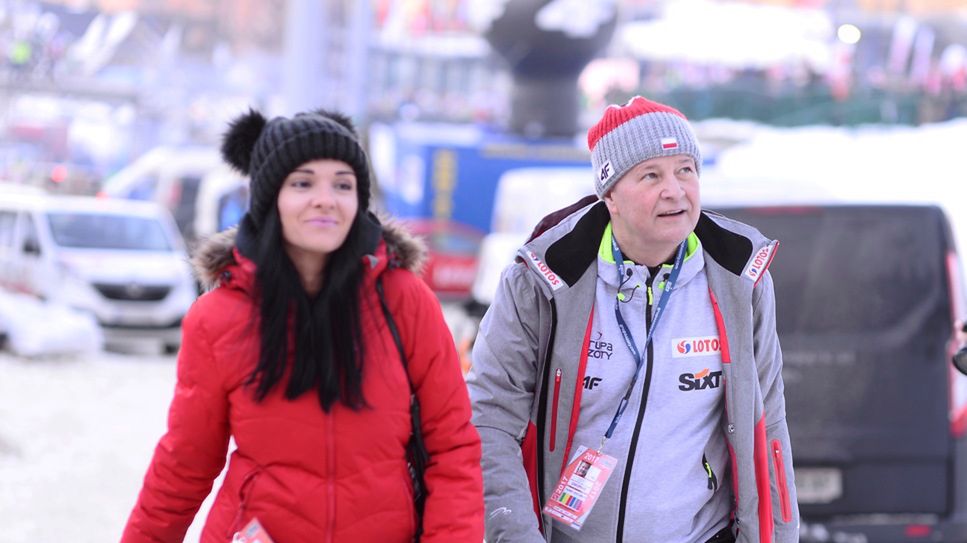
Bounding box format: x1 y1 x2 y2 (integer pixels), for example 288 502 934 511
603 154 700 261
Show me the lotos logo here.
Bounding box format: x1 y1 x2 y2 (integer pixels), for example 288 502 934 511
672 336 721 358
679 369 723 391
743 243 776 282
527 251 564 291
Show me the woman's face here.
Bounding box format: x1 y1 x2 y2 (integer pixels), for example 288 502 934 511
277 159 358 271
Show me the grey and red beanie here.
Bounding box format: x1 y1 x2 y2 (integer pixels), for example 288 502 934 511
220 108 371 231
587 96 701 197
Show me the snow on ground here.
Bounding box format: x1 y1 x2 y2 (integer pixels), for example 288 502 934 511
0 348 217 542
0 301 474 543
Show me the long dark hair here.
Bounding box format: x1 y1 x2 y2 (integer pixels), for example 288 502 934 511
244 207 375 412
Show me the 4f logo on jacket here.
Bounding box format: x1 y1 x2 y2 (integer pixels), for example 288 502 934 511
679 368 723 391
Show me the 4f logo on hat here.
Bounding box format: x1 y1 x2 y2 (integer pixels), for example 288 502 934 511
661 137 679 150
599 160 614 183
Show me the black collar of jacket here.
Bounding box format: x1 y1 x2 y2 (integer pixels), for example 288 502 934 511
538 200 754 287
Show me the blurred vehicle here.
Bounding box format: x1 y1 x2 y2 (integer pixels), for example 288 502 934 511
98 146 248 247
403 218 484 300
469 167 594 309
454 167 592 371
0 192 196 353
712 204 967 542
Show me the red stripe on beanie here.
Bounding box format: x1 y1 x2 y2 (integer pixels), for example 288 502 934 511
587 96 687 151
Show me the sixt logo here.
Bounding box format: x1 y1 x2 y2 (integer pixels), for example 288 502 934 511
672 336 721 358
526 251 564 291
743 244 775 282
679 368 723 391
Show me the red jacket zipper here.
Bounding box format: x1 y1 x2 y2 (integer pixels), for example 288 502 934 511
327 418 336 543
549 369 562 451
772 439 793 522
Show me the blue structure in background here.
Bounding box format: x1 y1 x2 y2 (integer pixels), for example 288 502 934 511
370 121 590 234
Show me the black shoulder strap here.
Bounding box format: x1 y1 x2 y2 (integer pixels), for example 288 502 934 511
375 276 429 539
376 277 414 389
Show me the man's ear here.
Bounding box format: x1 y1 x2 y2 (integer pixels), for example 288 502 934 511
603 190 619 215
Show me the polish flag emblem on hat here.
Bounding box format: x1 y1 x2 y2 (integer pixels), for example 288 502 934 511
661 137 679 150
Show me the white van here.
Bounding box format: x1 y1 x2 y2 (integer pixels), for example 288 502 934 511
98 146 248 245
0 193 197 352
470 167 594 307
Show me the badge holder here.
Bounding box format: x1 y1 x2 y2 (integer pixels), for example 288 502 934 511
232 518 275 543
543 445 618 530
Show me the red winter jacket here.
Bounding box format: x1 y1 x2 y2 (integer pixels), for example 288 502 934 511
122 222 484 543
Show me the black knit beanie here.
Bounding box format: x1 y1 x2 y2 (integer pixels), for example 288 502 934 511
220 108 372 231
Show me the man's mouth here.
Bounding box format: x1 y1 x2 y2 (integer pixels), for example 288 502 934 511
658 209 685 217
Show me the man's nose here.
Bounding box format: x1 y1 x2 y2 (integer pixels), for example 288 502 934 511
660 174 686 198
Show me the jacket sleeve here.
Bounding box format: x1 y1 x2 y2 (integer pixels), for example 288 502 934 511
466 263 547 543
395 273 485 542
753 271 800 542
121 301 230 543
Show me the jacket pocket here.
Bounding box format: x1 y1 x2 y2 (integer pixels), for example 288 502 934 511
549 368 562 452
771 439 793 522
229 467 263 538
702 453 719 491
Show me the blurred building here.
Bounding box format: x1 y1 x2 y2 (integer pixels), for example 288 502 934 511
4 0 967 193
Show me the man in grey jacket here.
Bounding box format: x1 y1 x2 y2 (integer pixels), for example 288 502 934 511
468 96 799 543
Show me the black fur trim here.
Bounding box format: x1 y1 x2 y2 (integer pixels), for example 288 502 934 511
221 108 267 174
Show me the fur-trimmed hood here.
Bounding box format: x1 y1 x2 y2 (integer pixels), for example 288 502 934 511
190 215 427 290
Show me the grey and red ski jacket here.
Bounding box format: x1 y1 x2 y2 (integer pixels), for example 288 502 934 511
468 199 799 542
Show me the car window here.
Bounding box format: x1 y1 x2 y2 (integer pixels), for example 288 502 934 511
717 206 947 334
0 211 16 249
46 212 173 251
21 214 40 255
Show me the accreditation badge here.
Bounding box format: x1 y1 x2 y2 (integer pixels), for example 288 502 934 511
543 446 618 530
232 518 276 543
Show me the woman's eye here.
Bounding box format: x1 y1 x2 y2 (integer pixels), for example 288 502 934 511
336 182 354 191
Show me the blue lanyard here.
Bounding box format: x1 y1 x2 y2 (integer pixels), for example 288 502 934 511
603 236 687 444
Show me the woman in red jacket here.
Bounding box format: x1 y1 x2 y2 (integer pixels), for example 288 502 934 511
122 109 484 542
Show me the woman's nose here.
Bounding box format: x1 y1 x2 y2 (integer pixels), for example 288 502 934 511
310 185 334 207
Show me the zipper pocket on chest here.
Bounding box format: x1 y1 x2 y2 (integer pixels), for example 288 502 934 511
772 439 793 522
549 368 562 451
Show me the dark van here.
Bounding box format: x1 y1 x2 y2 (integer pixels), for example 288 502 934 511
713 204 967 542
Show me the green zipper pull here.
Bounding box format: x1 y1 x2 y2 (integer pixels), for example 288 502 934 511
703 454 718 491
